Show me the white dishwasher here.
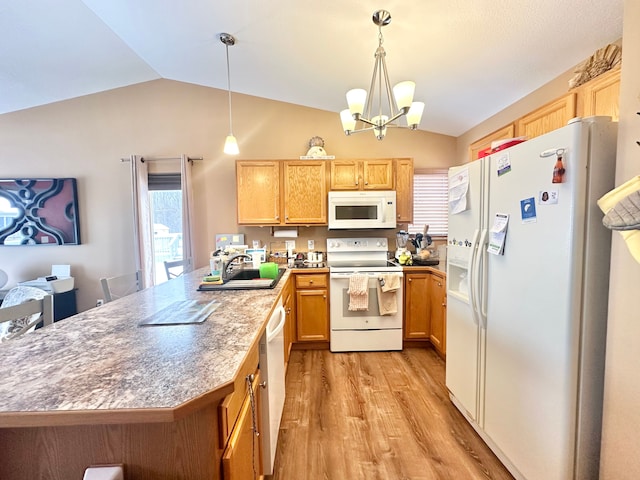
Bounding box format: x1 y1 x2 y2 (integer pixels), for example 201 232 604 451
259 299 286 475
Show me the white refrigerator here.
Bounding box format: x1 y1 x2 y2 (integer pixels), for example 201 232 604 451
445 116 617 480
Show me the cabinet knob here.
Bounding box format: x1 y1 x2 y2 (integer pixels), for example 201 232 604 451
442 303 446 307
438 282 442 287
260 381 267 389
397 214 401 219
365 182 368 185
408 278 412 282
309 280 313 284
323 295 326 299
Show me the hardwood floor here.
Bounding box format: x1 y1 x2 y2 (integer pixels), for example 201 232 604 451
272 348 514 480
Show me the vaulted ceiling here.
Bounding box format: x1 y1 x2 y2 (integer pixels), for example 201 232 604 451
1 0 624 136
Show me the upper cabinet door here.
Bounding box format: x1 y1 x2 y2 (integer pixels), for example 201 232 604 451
579 66 620 121
516 93 577 140
469 124 515 162
330 159 394 190
236 161 281 225
362 159 394 190
395 158 414 224
330 160 360 190
283 161 327 224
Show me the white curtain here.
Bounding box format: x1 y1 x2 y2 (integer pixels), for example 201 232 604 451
180 154 195 273
129 155 154 288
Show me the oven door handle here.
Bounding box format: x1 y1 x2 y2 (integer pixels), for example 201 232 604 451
330 272 403 279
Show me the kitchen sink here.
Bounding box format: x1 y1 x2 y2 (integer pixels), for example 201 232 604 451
198 267 286 291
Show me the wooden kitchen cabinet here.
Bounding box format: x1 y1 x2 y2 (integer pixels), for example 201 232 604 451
236 160 327 225
516 93 577 140
395 158 414 223
236 161 281 224
295 273 329 342
403 268 447 356
283 160 327 224
576 66 620 121
403 271 431 340
330 159 394 190
468 124 516 162
221 370 262 480
429 271 447 357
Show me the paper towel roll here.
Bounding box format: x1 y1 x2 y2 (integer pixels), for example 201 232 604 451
273 229 298 238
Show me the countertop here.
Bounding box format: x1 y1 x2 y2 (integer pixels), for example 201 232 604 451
403 261 446 274
0 266 290 427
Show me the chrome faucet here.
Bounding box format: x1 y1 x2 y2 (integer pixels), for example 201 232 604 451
222 254 253 281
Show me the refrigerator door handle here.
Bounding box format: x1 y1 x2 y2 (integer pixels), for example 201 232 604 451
468 228 480 326
474 228 489 329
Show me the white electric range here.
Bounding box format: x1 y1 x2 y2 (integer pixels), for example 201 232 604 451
326 237 403 352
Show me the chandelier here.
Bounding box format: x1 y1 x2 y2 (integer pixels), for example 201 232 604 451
340 10 424 140
220 32 239 155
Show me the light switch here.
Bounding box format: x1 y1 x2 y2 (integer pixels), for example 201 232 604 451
308 240 314 250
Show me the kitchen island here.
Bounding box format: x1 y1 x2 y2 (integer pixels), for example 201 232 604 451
0 266 289 479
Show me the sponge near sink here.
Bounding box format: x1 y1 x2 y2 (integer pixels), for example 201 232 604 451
259 262 279 279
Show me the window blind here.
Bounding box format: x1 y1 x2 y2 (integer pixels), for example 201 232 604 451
408 171 448 237
148 173 181 191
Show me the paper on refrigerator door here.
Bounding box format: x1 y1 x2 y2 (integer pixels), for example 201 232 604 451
449 168 469 214
488 213 509 255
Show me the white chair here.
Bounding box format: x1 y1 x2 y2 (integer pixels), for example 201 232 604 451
100 271 142 303
163 257 192 281
0 286 53 342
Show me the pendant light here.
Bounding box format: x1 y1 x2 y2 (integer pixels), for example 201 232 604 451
220 33 239 155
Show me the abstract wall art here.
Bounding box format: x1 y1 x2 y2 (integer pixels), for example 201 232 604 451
0 178 81 246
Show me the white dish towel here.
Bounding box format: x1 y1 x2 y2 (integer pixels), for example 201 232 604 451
348 274 369 311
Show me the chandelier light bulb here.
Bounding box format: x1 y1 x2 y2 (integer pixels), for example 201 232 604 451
372 115 388 139
340 109 357 133
406 102 425 128
393 81 415 111
346 89 367 118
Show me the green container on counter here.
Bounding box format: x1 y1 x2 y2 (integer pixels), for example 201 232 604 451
259 262 279 279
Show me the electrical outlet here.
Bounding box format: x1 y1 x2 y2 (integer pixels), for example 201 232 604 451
96 299 104 307
308 240 314 250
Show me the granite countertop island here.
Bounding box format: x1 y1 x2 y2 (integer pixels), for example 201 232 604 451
0 266 290 428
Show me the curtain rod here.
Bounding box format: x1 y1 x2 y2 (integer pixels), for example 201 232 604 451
120 156 203 163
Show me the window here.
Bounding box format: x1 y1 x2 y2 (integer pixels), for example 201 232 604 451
148 173 183 284
408 170 448 237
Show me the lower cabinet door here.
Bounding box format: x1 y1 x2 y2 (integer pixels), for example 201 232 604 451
222 371 262 480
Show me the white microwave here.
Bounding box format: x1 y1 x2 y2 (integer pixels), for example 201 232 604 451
328 190 397 229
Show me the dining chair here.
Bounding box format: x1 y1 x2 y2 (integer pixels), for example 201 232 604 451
163 258 192 281
0 286 53 342
100 271 142 303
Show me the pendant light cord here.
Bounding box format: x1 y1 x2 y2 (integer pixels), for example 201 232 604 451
225 43 234 135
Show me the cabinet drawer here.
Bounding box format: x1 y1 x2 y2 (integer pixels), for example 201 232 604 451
218 345 259 446
295 274 327 289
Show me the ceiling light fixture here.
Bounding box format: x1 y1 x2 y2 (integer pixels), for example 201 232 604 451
220 33 239 155
340 10 425 140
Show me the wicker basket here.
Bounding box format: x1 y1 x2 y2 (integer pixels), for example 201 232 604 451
268 254 288 265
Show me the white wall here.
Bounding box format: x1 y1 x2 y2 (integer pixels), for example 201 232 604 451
599 1 640 477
